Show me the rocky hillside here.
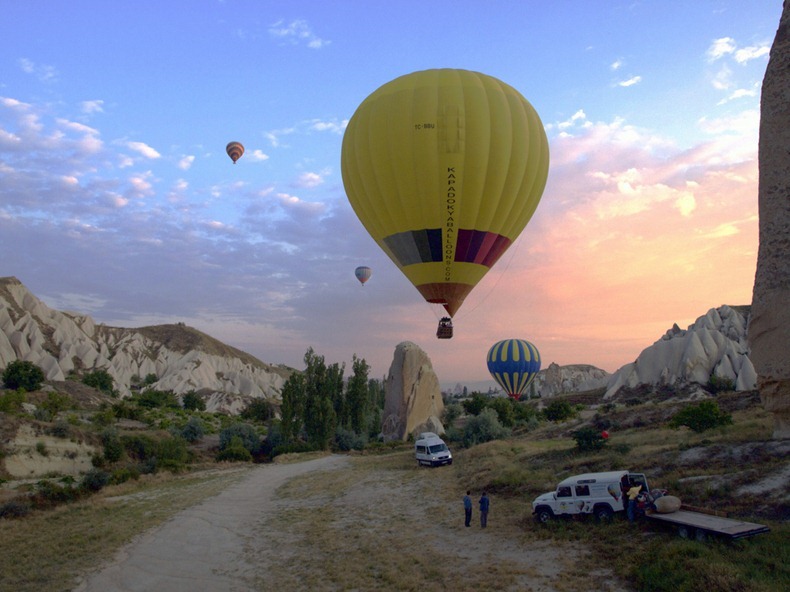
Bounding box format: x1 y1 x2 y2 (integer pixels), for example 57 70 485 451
605 304 756 399
0 277 291 413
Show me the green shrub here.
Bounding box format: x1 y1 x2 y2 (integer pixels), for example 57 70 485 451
0 390 26 413
82 369 115 394
462 408 510 447
41 392 73 415
216 436 253 462
442 402 463 428
708 374 736 393
134 389 180 409
240 398 275 421
488 397 516 427
156 436 189 472
180 416 205 443
334 427 366 451
36 442 49 457
571 426 607 452
219 423 261 454
461 392 489 416
34 480 80 506
49 420 71 438
543 400 575 422
669 400 733 433
81 468 111 492
182 391 206 412
111 466 141 485
102 428 124 463
2 360 45 391
121 434 158 461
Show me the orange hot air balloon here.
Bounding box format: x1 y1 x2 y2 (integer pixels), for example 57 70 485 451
226 141 244 164
341 69 549 320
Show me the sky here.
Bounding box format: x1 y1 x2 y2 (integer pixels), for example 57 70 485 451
0 1 782 387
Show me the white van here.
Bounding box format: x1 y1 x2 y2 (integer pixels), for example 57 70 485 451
532 470 649 522
414 432 453 467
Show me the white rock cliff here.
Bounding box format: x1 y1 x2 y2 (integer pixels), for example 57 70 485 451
0 277 289 413
605 305 757 399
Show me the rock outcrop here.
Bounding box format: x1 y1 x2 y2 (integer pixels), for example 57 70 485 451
532 363 609 398
750 3 790 439
381 342 444 441
605 305 757 399
0 277 290 413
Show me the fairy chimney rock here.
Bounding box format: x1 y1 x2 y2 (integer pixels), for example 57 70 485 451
381 341 445 441
750 2 790 439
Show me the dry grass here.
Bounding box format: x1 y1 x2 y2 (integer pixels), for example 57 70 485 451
246 452 627 592
0 466 252 592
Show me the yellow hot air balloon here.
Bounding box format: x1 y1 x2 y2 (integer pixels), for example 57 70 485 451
341 69 549 322
226 141 244 164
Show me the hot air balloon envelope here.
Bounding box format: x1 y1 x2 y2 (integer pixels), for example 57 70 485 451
355 266 372 285
486 339 541 400
601 430 609 439
226 141 244 164
341 69 549 318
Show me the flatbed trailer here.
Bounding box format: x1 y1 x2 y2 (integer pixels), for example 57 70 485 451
645 506 770 541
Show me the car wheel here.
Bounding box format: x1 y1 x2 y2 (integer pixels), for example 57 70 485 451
535 507 554 523
594 505 614 522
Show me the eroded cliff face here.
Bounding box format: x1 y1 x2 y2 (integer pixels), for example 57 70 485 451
605 306 757 400
0 277 289 413
750 2 790 439
381 341 444 441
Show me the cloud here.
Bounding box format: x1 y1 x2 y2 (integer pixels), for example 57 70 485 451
617 75 642 87
126 141 161 159
734 43 770 64
18 58 58 82
309 118 347 134
610 58 623 71
295 171 324 188
268 19 330 49
81 100 104 114
178 155 195 170
707 37 736 61
250 149 269 161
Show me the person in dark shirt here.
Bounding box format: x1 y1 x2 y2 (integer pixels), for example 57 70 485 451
463 490 472 527
479 491 490 528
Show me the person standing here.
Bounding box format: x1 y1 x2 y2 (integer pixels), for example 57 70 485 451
627 484 643 523
463 490 473 527
479 491 490 528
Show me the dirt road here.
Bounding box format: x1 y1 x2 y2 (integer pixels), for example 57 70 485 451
73 453 630 592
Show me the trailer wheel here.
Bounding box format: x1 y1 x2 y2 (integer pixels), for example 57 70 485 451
594 505 614 522
534 507 554 524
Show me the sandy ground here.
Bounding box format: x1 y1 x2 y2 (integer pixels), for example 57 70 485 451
72 455 631 592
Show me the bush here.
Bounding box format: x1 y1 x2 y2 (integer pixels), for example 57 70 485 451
669 400 733 433
708 374 736 394
2 360 46 391
0 390 26 413
0 499 31 519
240 398 275 422
488 397 516 427
462 408 510 447
461 393 489 416
543 400 575 422
121 434 158 461
102 428 124 463
134 389 180 409
49 420 72 438
180 416 205 443
571 426 608 452
219 423 261 455
216 436 253 462
182 391 206 412
82 369 115 394
156 436 189 471
334 427 366 451
81 468 111 492
442 402 463 428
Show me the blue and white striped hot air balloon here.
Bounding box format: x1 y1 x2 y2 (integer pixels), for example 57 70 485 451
486 339 541 400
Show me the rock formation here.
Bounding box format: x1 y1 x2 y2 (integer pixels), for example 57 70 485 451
750 2 790 439
605 306 757 399
381 342 444 441
0 277 290 413
532 363 609 398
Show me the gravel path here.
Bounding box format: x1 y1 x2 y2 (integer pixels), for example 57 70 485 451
73 455 350 592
